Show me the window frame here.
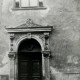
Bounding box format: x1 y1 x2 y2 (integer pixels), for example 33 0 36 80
13 0 46 10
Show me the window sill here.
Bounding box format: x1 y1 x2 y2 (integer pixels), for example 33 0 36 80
12 7 47 10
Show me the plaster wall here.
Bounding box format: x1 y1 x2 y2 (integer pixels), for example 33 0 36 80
1 0 80 80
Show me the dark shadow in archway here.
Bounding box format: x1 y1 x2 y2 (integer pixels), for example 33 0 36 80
17 38 42 80
18 38 41 52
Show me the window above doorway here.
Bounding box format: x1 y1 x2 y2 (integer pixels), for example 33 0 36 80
13 0 46 10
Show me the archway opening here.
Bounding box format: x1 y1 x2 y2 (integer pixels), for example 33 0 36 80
18 38 42 80
18 38 41 52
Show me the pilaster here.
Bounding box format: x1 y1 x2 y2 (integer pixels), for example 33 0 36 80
8 52 16 80
42 50 50 80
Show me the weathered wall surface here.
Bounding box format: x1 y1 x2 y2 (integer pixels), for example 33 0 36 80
0 0 2 64
0 0 10 74
1 0 80 80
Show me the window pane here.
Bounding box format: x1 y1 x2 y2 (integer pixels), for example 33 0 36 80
15 0 19 8
30 0 38 6
21 0 29 7
39 0 43 7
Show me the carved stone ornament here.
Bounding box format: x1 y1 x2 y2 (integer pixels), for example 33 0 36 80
8 52 16 59
16 18 42 28
42 50 51 57
10 33 15 40
44 45 48 50
44 32 49 39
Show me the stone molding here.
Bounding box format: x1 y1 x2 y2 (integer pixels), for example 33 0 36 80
6 26 52 33
15 33 44 51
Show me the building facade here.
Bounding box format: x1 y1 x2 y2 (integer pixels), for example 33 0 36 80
1 0 80 80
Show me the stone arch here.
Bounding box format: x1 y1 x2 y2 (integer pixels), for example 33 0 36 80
18 38 41 52
15 35 44 52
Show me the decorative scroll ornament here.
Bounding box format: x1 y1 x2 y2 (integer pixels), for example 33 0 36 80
26 19 33 25
10 33 15 40
8 52 16 59
42 50 51 57
44 32 49 39
16 18 42 28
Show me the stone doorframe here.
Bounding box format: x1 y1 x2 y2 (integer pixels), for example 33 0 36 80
6 19 52 80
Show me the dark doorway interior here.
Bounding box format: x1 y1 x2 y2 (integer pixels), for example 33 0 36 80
18 39 42 80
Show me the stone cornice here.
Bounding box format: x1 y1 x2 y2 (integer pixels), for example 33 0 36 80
6 26 52 33
6 19 52 33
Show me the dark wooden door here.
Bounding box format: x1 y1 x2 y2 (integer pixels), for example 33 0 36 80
18 52 42 80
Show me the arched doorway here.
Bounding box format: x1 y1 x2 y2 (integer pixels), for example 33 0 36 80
6 21 52 80
18 38 42 80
